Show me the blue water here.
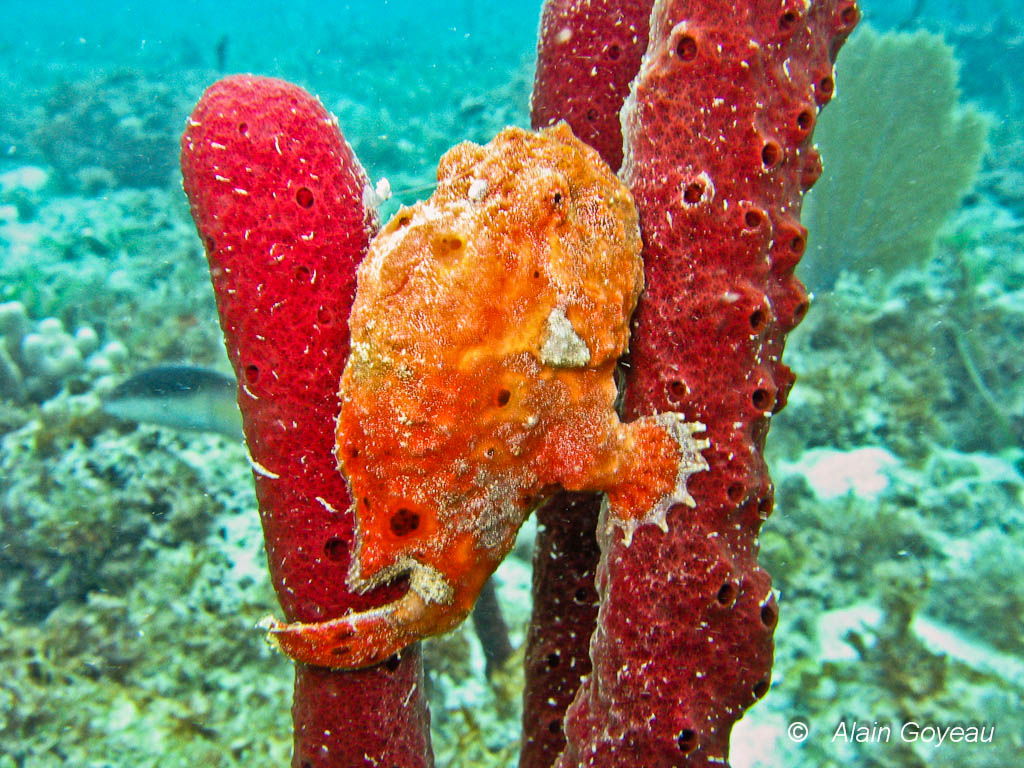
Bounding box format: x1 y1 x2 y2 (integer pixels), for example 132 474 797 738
0 1 1021 766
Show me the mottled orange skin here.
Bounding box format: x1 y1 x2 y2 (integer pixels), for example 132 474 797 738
266 125 707 668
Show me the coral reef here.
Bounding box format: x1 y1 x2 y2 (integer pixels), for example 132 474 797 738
0 389 292 766
0 178 224 372
773 215 1024 461
0 300 126 403
757 443 1024 767
0 166 48 223
33 70 187 193
0 397 218 619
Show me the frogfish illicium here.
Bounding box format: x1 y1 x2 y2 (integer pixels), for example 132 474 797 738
262 123 709 668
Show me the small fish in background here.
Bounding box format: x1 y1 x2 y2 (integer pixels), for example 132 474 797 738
101 364 242 439
215 35 229 73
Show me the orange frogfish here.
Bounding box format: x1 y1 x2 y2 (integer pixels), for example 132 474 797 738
263 124 709 669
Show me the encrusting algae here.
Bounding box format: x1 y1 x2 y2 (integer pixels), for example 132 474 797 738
263 124 709 668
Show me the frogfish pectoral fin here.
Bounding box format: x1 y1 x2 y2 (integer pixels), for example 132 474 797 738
259 562 465 669
601 413 710 546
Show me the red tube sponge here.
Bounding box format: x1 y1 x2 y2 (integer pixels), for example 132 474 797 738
181 75 432 768
530 1 858 765
533 0 653 172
